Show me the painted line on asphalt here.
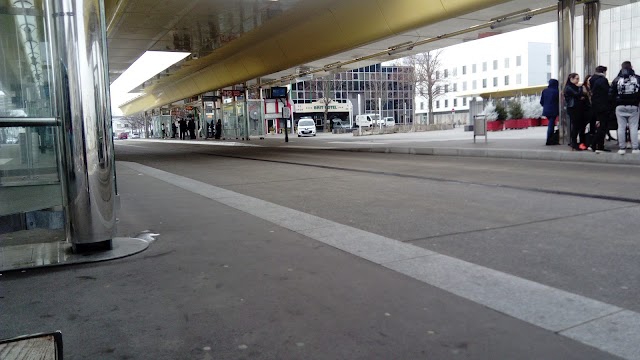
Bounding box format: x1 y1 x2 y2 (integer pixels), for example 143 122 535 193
129 139 261 147
119 160 640 360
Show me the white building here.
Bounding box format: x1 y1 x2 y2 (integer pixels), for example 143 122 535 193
413 26 554 125
415 2 640 125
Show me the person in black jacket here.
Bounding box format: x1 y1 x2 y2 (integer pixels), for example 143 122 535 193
214 119 222 139
610 61 640 154
179 118 187 140
588 66 612 152
564 73 588 150
540 79 560 145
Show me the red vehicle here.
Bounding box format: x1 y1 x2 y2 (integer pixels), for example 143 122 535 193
117 132 128 140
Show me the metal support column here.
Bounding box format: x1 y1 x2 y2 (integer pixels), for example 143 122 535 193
558 0 576 145
583 1 600 77
244 84 250 141
49 0 116 251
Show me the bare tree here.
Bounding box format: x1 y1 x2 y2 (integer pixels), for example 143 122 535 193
121 114 145 134
403 50 445 125
316 74 346 132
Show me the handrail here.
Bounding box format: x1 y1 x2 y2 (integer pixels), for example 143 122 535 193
0 117 60 127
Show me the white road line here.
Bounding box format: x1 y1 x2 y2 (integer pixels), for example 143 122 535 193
0 158 11 165
119 160 640 360
328 141 388 145
128 139 260 147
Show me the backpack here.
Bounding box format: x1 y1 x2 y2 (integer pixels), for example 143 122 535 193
617 76 640 96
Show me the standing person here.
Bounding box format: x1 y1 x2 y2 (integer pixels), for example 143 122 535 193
589 66 612 152
179 118 187 140
583 74 595 141
540 79 560 145
564 73 588 150
188 117 196 139
161 123 166 139
171 120 177 138
215 119 222 139
610 61 640 154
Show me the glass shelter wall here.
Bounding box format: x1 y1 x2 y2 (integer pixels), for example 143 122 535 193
0 0 63 217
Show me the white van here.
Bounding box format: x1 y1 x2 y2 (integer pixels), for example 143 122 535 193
355 114 380 127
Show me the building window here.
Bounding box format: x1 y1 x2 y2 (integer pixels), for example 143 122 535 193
463 82 467 91
444 69 449 78
516 56 522 66
547 54 551 65
453 99 458 107
445 99 449 108
482 79 487 88
462 65 467 75
516 73 522 84
463 97 467 106
420 102 424 110
505 75 509 86
435 85 440 94
547 72 552 81
453 83 457 92
436 71 440 79
472 64 477 73
453 68 457 76
505 58 510 68
493 77 498 87
436 100 440 108
472 80 477 90
482 62 487 72
493 60 498 70
444 85 449 93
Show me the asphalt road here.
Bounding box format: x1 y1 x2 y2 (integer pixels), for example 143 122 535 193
2 139 638 359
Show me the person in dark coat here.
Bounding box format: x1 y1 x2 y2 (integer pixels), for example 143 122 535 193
214 119 222 139
179 118 187 140
171 121 177 138
564 73 588 150
589 65 612 152
188 117 196 139
540 79 560 145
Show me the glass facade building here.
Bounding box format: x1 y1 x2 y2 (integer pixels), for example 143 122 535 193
291 64 415 125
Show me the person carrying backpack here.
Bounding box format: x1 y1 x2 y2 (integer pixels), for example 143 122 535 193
610 61 640 154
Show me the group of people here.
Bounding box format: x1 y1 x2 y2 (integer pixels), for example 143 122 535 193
169 117 196 140
541 61 640 154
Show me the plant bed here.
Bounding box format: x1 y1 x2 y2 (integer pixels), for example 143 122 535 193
486 120 503 131
504 119 521 129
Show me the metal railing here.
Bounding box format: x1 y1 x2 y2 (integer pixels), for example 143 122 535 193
0 117 60 127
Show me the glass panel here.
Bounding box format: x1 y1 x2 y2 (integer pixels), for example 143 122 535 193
247 99 265 136
0 2 54 118
0 125 59 186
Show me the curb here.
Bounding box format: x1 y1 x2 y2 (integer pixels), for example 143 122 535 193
336 146 640 165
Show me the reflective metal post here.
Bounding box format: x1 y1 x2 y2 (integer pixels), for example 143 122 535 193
244 83 250 140
583 1 600 77
558 0 576 145
49 0 116 251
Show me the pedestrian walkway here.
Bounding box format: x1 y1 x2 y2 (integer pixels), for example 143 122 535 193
130 127 640 165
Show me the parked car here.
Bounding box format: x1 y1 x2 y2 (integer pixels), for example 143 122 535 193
130 132 140 139
5 136 18 144
117 132 128 140
297 118 316 137
331 118 351 129
375 117 395 127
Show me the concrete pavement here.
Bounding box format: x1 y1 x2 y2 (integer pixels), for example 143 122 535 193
3 140 639 359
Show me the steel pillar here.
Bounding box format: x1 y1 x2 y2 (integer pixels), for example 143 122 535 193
49 0 116 251
583 1 600 77
558 0 576 145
